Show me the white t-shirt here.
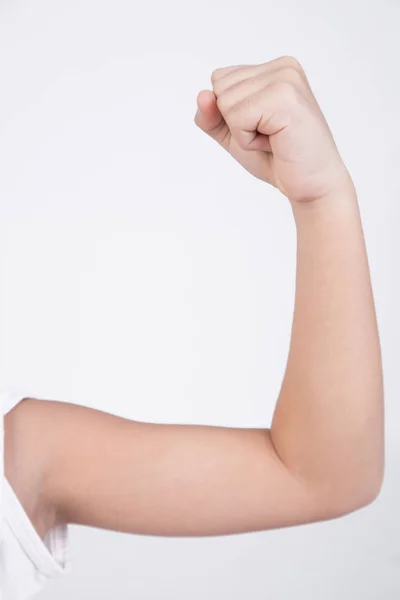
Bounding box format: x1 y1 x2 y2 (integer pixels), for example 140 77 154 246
0 387 70 599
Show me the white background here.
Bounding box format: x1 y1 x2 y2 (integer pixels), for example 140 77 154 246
1 0 399 598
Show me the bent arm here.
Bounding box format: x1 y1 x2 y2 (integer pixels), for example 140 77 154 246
13 181 383 538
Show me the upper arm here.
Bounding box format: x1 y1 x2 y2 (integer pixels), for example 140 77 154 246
31 400 334 536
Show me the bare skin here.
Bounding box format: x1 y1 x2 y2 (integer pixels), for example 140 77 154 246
4 399 59 539
4 56 384 541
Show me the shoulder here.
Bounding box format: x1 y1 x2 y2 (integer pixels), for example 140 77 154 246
4 398 66 538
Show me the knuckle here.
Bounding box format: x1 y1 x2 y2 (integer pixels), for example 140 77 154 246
280 55 304 72
211 67 227 85
280 66 303 83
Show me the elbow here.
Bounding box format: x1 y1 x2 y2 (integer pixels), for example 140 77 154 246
341 451 385 516
343 478 383 516
361 470 384 507
318 470 384 521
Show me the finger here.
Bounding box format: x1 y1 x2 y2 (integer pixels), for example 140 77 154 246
220 85 288 151
194 90 231 150
230 125 273 153
210 65 249 86
216 65 305 120
212 64 268 96
216 73 272 116
211 56 304 96
244 131 273 152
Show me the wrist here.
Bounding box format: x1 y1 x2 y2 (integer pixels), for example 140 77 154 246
290 175 359 225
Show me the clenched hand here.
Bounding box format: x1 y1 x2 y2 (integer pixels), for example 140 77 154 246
195 56 352 204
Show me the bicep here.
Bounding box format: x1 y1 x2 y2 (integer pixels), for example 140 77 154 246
46 401 324 536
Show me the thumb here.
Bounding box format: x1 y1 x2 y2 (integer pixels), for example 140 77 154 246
194 90 231 150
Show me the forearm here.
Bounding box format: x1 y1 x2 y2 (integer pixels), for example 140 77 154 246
270 181 384 506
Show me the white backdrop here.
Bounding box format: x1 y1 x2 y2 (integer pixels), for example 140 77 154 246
1 0 399 598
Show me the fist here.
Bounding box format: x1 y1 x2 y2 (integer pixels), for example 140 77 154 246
195 56 351 203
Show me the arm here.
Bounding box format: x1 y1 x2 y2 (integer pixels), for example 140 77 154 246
6 57 384 538
271 187 383 512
